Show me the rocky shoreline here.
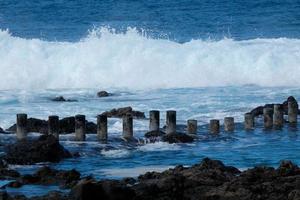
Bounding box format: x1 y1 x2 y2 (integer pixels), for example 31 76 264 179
0 157 300 200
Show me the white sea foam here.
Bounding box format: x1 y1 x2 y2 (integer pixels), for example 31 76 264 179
138 141 181 152
1 27 300 90
101 149 131 158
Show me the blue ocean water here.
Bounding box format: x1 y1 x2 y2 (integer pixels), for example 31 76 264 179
1 0 300 41
1 0 300 197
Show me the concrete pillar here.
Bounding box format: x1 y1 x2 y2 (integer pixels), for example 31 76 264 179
263 108 273 129
48 115 59 139
224 117 234 132
149 110 160 132
210 119 220 134
244 113 254 130
273 104 284 128
75 115 86 141
123 114 133 139
166 110 176 134
97 114 107 141
288 101 298 124
187 119 197 134
16 113 27 140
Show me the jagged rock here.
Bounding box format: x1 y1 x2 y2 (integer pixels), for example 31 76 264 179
70 179 135 200
97 91 111 97
162 132 194 143
101 107 145 119
7 118 48 134
4 135 72 165
0 127 5 133
250 96 299 117
20 166 80 188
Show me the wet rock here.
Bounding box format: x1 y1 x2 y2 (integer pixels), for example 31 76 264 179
51 96 77 102
97 91 111 97
70 179 135 200
0 127 5 133
59 117 75 133
162 132 194 143
250 96 299 117
7 117 97 134
7 118 48 134
144 130 165 138
4 135 72 165
20 166 80 188
101 106 145 119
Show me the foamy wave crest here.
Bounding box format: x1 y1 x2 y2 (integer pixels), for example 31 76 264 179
1 27 300 89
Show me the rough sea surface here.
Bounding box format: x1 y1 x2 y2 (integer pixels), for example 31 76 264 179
0 0 300 197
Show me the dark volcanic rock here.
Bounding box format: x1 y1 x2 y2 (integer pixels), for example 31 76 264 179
144 130 165 138
101 106 145 119
4 135 72 165
0 127 5 133
20 166 80 188
97 91 111 97
7 117 97 134
7 118 48 134
7 158 300 200
162 132 194 143
70 179 135 200
250 96 299 117
51 96 77 102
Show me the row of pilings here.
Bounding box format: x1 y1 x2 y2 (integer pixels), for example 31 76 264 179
14 101 298 141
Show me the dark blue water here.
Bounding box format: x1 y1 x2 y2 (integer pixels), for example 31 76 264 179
1 0 300 41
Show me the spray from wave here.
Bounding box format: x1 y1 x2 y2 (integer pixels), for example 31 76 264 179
0 27 300 90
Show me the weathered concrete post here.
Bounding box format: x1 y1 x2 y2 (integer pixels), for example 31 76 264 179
16 113 27 140
149 110 160 132
244 113 254 130
263 108 273 129
288 101 298 124
224 117 234 132
187 119 197 134
48 115 59 139
166 110 176 134
273 104 284 128
210 119 220 134
75 115 86 141
97 114 108 141
123 114 133 139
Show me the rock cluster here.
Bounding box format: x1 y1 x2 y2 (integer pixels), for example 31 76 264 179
4 135 72 165
101 107 145 119
250 96 299 117
2 158 300 199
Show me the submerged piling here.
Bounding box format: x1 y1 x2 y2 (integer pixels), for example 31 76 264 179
244 113 254 130
273 104 284 128
75 115 86 141
97 114 107 141
48 115 59 139
123 114 133 139
210 119 220 134
187 119 197 134
149 110 160 132
288 101 298 124
166 110 176 134
263 108 273 129
16 113 27 140
224 117 234 132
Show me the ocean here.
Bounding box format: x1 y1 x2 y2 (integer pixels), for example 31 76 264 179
1 0 300 197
